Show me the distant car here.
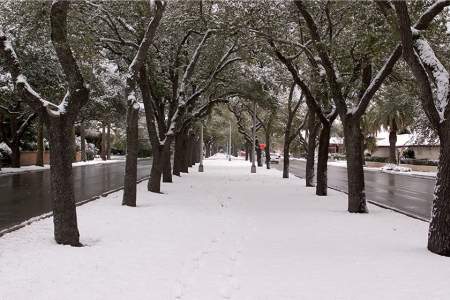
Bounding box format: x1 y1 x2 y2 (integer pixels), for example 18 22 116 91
270 153 281 164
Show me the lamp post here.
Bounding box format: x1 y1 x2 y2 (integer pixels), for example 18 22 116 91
229 121 231 161
251 99 256 173
198 119 204 172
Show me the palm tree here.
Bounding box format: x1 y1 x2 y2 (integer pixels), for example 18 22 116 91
374 85 415 164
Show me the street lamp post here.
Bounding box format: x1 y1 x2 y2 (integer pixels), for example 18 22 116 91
229 121 231 161
251 99 256 173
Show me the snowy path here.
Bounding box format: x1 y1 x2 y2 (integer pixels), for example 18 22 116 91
1 155 450 300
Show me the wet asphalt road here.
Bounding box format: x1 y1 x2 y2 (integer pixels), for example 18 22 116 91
276 160 435 220
0 159 152 231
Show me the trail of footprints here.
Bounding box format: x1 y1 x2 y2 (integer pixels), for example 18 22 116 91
172 197 258 299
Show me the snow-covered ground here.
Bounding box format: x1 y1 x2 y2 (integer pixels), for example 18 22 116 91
1 154 448 300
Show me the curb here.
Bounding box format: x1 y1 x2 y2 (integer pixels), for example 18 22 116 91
0 176 150 238
293 174 429 223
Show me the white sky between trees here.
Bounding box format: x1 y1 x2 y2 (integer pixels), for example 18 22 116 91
0 155 447 300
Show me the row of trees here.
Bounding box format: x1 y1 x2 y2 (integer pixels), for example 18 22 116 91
1 1 450 256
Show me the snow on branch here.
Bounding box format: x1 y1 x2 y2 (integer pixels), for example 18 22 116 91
414 0 450 30
414 36 449 123
0 30 63 117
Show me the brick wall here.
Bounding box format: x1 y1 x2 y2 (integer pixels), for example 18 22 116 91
20 151 81 166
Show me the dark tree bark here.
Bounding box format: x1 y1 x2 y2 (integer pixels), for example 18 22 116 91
121 1 166 201
106 123 111 160
316 121 331 196
389 124 398 164
148 146 164 193
344 121 368 212
72 126 77 163
181 134 190 173
245 140 249 161
100 124 106 161
295 0 402 211
162 145 172 183
393 0 450 256
189 132 197 167
1 1 91 246
48 118 82 245
122 105 139 205
305 113 319 187
205 137 213 158
265 118 272 169
80 119 86 162
36 114 44 166
173 131 183 176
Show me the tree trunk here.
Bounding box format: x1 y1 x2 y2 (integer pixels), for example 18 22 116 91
189 133 196 167
107 123 111 160
162 145 172 183
205 140 212 158
306 113 319 187
181 132 190 173
100 124 106 161
80 119 86 162
72 126 77 163
245 141 249 161
256 148 262 166
148 145 164 193
122 106 139 207
389 128 398 164
10 142 21 168
428 135 450 255
173 132 183 176
316 122 331 196
344 121 368 213
283 140 290 178
47 118 81 246
36 114 44 167
265 129 271 169
195 136 201 163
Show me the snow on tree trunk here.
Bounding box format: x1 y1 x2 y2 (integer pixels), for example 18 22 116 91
428 133 450 255
316 122 331 196
344 122 368 213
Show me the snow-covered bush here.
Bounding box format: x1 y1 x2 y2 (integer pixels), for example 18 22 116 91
381 164 412 172
0 142 11 155
0 142 12 166
328 153 346 161
74 136 98 160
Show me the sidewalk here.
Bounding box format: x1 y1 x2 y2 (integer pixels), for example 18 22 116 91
0 154 449 300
